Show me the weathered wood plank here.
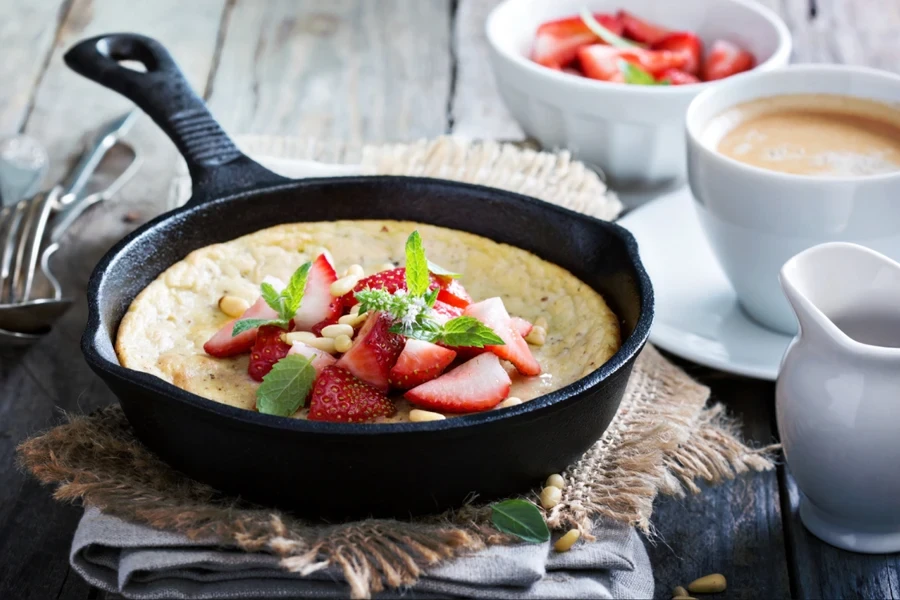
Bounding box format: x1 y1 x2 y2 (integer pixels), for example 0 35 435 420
645 359 790 600
781 468 900 599
207 0 452 142
0 0 72 135
0 0 228 598
450 0 523 139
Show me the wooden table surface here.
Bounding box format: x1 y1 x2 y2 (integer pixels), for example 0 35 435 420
1 1 898 598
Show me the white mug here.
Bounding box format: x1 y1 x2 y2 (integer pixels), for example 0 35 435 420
685 65 900 335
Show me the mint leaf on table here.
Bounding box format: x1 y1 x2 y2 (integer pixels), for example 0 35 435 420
437 316 505 348
256 354 317 417
579 7 639 48
405 230 430 296
490 499 551 543
427 260 461 279
232 318 289 337
618 60 659 85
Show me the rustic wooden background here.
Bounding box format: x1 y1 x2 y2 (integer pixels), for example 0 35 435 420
1 0 899 598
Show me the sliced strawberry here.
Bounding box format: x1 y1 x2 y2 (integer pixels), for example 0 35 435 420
248 325 291 381
511 317 533 338
531 14 623 69
293 254 341 331
389 339 457 390
702 39 755 81
287 341 337 376
463 298 541 376
431 300 463 324
617 10 671 45
405 353 511 413
335 312 405 391
659 68 700 85
577 44 687 81
652 32 703 75
436 278 472 308
203 297 278 358
308 366 396 423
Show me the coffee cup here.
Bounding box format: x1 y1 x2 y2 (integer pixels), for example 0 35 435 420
685 65 900 335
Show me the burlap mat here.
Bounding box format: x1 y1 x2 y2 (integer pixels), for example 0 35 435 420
19 137 776 599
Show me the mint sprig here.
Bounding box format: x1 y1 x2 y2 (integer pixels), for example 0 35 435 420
490 499 550 543
232 262 311 337
256 354 317 416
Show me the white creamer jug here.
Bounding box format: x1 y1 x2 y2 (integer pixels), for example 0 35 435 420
777 242 900 553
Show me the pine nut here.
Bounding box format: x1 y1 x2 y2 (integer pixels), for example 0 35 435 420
333 334 353 353
535 316 548 330
218 295 250 318
306 337 336 353
284 331 317 345
553 529 580 552
525 325 546 346
339 311 368 327
344 264 365 278
540 486 562 509
673 586 688 598
409 409 446 422
496 397 522 409
687 574 726 594
377 262 395 272
321 323 354 338
350 304 361 315
330 275 360 297
545 474 565 489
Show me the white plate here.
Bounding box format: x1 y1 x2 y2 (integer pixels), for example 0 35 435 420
618 187 792 380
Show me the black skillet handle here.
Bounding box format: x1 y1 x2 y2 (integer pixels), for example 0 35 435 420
64 33 290 206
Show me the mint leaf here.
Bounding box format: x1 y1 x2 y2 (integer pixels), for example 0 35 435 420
232 318 289 337
281 262 311 317
491 500 550 543
256 354 317 417
427 260 461 279
438 316 505 348
405 231 430 297
260 282 282 313
618 60 659 85
423 287 439 308
579 8 639 48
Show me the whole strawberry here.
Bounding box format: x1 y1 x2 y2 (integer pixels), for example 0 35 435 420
308 366 396 423
248 325 291 381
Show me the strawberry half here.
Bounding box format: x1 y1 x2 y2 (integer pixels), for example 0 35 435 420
404 353 512 413
389 339 457 390
511 317 533 338
293 254 342 331
617 10 671 45
659 68 700 85
340 267 471 309
577 44 687 81
204 296 278 357
464 298 541 376
248 325 291 381
531 14 623 69
308 366 396 423
431 300 463 324
335 312 405 391
652 32 703 75
287 341 337 376
702 39 755 81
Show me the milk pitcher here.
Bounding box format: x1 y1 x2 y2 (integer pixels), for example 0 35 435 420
777 242 900 553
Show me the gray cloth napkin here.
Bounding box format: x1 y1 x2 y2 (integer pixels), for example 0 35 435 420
71 508 653 599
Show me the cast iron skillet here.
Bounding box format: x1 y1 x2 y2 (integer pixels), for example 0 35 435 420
64 33 654 519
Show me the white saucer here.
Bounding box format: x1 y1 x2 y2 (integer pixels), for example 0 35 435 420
618 187 792 380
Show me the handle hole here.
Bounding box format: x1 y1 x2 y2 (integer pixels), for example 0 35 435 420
117 60 147 73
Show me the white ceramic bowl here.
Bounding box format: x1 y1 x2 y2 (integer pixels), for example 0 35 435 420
686 65 900 335
485 0 791 191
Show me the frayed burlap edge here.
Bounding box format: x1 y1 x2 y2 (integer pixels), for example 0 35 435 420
17 346 776 599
